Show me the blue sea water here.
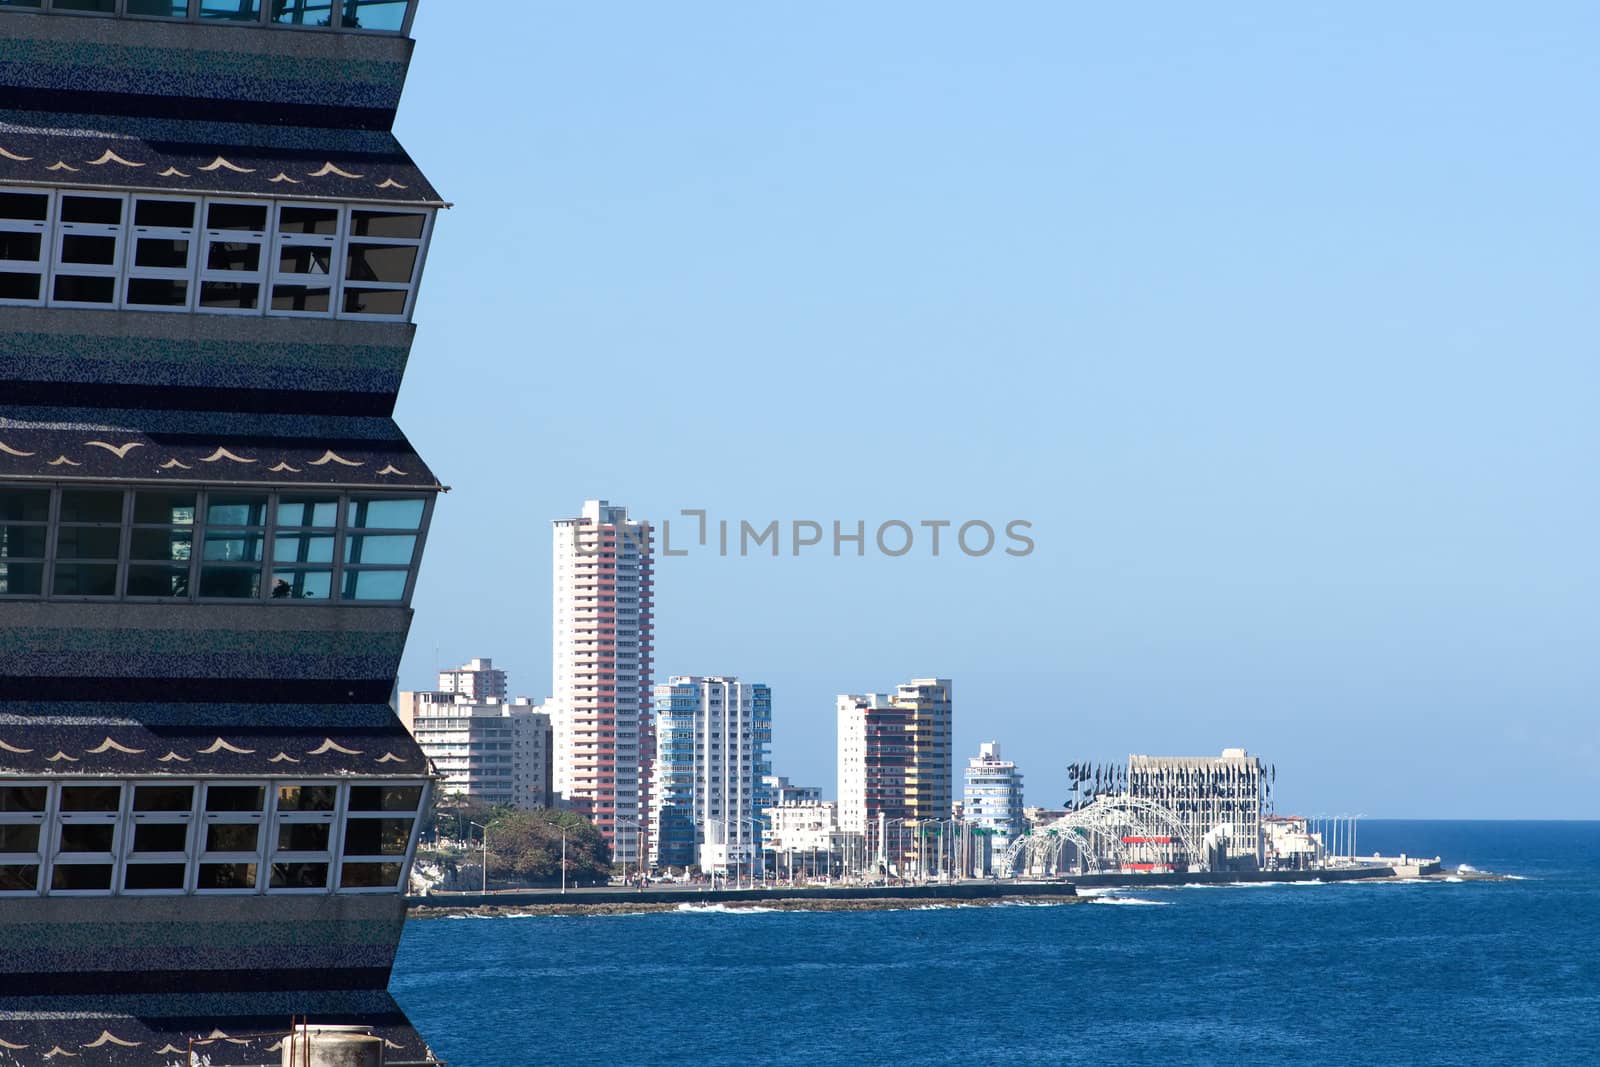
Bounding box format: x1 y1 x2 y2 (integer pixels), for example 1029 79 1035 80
391 821 1600 1065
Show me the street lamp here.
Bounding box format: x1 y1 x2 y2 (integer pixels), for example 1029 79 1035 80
468 821 489 894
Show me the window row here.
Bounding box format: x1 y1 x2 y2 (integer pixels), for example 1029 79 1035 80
0 485 430 604
0 190 432 322
0 0 415 33
0 778 427 896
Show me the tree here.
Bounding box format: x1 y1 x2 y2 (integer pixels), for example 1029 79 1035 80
484 809 612 886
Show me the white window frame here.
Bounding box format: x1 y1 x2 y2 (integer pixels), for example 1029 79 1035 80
48 191 127 309
122 780 198 895
0 781 50 897
124 194 200 313
268 201 342 319
0 187 53 308
266 781 340 894
196 780 267 894
335 779 427 894
197 196 271 317
49 782 125 896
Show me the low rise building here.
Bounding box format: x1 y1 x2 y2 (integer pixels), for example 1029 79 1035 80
399 691 551 810
1128 748 1266 868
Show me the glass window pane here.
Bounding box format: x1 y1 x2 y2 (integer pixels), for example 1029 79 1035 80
344 534 414 566
0 233 42 262
132 824 189 853
0 490 48 523
199 567 262 599
199 281 260 309
53 563 118 597
270 285 331 313
345 244 417 284
342 569 406 601
0 273 41 301
129 529 192 560
59 490 122 524
0 192 48 222
60 196 122 225
340 0 407 31
52 865 112 892
0 825 39 852
0 865 39 892
52 275 117 304
60 234 117 266
350 210 424 239
277 824 331 852
0 787 45 813
277 784 337 812
197 862 258 890
0 526 47 557
339 861 401 889
127 278 189 307
341 817 412 856
348 498 425 530
55 526 121 560
124 864 187 890
198 0 262 20
274 535 334 564
126 564 190 598
206 495 267 527
270 0 334 25
133 199 195 228
203 533 265 562
60 786 121 812
271 862 329 889
60 825 115 852
276 497 338 528
133 239 190 270
277 245 332 275
205 241 262 272
278 206 338 235
133 491 196 525
207 203 269 231
270 570 331 600
53 0 117 11
347 785 422 813
342 288 409 317
206 824 260 852
205 786 264 813
0 562 44 596
133 785 195 812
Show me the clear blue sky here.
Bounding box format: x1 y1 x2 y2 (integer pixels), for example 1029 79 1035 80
392 2 1598 819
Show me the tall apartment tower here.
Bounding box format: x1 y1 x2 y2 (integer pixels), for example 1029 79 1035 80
436 656 507 702
837 678 954 834
964 740 1026 858
550 500 654 864
0 2 443 1060
650 676 773 874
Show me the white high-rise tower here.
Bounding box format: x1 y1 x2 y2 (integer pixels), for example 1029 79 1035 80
550 500 654 864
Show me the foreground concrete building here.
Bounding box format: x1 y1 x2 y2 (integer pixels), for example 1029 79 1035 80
1128 748 1267 868
0 1 443 1059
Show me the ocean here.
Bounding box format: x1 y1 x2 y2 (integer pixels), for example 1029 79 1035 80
390 820 1600 1065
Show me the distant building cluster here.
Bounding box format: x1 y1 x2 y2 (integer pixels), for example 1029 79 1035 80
400 499 1295 879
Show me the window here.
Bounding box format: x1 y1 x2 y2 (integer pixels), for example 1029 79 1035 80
270 203 338 315
53 488 124 597
125 490 195 598
197 783 264 892
343 497 423 601
0 190 50 306
4 0 417 32
338 783 422 890
198 199 269 313
343 208 425 318
269 783 337 891
50 193 125 307
271 495 337 600
0 784 47 896
125 196 197 311
52 784 122 893
198 0 260 19
123 783 195 893
0 487 48 597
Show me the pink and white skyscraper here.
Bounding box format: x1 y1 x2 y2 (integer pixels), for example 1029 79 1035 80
550 500 654 865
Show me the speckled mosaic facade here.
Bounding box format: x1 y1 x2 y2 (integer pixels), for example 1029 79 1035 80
0 8 443 1064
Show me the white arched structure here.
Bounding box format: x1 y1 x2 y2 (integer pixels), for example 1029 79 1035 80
999 794 1206 876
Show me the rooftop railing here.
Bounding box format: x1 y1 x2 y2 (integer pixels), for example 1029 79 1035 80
0 0 417 35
